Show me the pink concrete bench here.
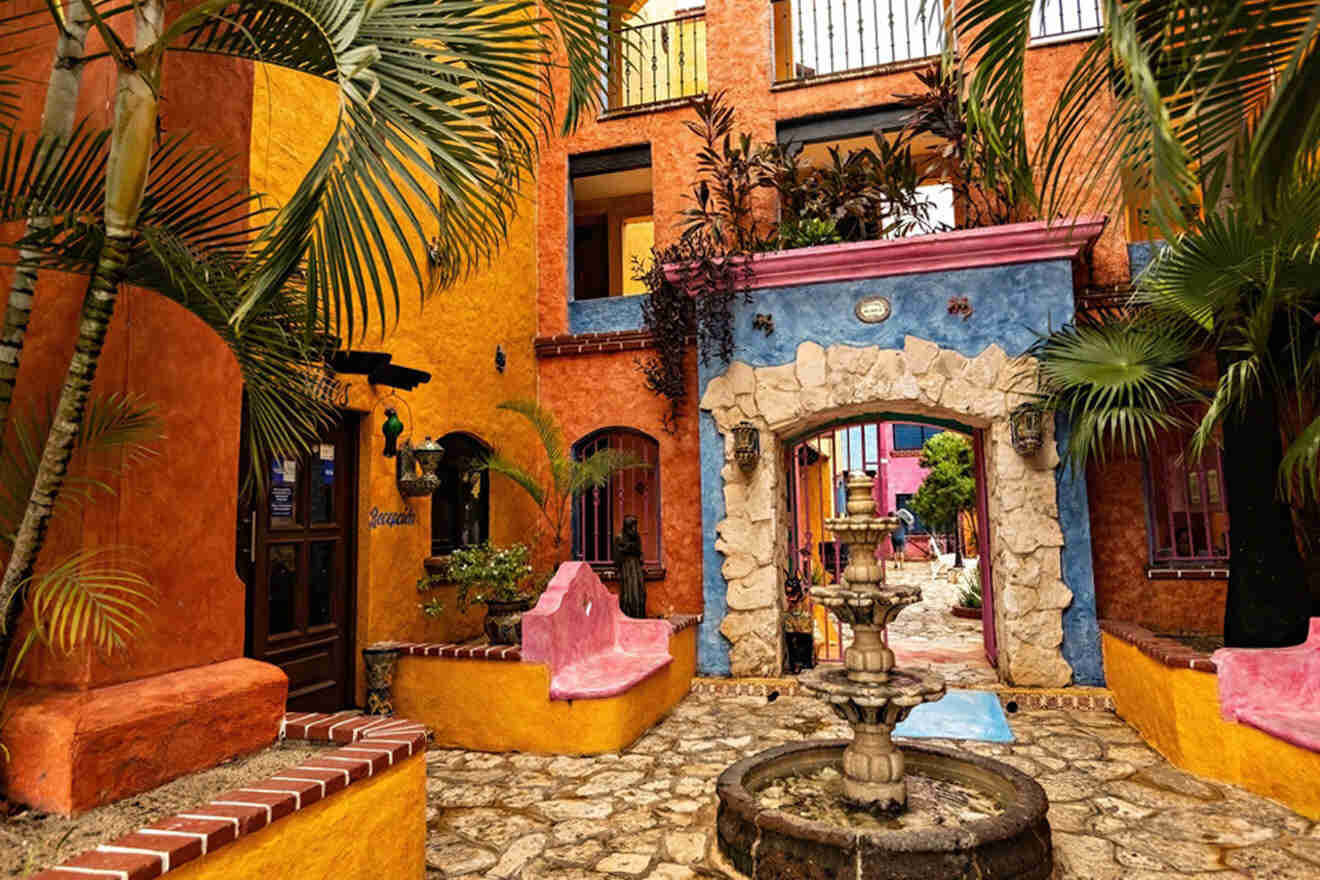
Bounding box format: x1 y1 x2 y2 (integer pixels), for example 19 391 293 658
1213 618 1320 752
521 562 673 701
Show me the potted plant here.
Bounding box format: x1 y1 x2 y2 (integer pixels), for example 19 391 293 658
421 542 536 645
952 568 983 620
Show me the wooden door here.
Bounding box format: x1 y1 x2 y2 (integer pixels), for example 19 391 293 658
242 416 358 712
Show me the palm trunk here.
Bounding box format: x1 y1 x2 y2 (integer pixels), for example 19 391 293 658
0 0 94 440
1220 359 1311 647
0 0 163 647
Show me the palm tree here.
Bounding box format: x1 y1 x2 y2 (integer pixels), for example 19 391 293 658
956 0 1320 646
484 400 645 562
0 0 614 660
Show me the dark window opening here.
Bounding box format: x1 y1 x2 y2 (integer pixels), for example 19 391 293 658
570 148 654 301
1145 420 1229 567
571 428 661 567
892 423 942 451
431 432 491 556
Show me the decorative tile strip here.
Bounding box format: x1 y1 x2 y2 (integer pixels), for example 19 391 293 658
394 642 522 661
1099 619 1218 673
994 688 1116 713
691 677 805 697
668 613 703 634
31 713 428 880
534 329 657 358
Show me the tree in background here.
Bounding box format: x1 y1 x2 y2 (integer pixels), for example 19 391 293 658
907 433 976 569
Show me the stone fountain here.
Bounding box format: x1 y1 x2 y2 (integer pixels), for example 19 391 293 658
715 472 1053 879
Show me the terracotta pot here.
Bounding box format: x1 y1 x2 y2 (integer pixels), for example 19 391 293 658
484 597 533 645
951 604 982 620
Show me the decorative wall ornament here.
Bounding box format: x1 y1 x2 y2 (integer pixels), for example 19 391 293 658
854 295 892 324
397 436 445 497
382 407 404 457
1009 402 1045 457
495 344 507 373
753 313 775 336
947 295 974 320
732 420 761 472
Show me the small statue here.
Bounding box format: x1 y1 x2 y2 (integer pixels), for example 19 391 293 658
381 407 404 457
613 514 647 619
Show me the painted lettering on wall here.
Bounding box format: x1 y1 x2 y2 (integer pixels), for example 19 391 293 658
368 506 418 529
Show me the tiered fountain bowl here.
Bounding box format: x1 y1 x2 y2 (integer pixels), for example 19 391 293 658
715 472 1053 880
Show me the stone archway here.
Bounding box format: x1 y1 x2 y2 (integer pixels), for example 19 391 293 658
700 335 1075 687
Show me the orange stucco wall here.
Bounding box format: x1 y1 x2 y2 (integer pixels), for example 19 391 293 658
249 68 546 703
2 3 255 690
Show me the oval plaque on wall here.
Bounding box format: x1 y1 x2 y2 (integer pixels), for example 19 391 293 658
855 296 892 324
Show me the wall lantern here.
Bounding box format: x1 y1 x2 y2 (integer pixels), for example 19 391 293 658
1009 403 1045 457
732 421 761 473
397 436 445 497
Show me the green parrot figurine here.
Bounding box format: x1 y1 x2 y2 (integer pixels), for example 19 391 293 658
382 407 404 457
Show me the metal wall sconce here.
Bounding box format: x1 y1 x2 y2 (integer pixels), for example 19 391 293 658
495 345 506 373
397 436 445 497
732 421 761 472
1009 403 1045 457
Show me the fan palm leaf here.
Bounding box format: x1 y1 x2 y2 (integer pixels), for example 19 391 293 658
149 0 616 340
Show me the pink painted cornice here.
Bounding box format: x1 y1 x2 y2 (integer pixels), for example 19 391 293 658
691 217 1108 291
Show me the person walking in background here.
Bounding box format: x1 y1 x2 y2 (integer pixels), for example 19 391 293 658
890 508 913 569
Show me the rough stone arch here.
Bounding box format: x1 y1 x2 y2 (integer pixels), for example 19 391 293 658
700 335 1074 687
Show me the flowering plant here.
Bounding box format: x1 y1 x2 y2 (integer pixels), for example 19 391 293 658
420 542 534 617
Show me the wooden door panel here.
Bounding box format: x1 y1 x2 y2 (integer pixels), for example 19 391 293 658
245 416 357 712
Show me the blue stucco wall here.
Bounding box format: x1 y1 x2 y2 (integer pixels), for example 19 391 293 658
1055 414 1104 685
568 295 647 335
1127 241 1165 279
694 257 1104 686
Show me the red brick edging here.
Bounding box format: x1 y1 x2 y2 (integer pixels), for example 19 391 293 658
1100 619 1218 673
31 713 428 880
396 615 703 663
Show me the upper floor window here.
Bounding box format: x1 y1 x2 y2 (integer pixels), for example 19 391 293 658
773 0 948 84
1030 0 1102 43
892 423 942 452
431 432 490 556
608 2 707 111
1144 422 1230 567
572 428 662 568
571 147 654 301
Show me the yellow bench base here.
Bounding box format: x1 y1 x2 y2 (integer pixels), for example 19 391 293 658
394 627 696 754
1103 632 1320 819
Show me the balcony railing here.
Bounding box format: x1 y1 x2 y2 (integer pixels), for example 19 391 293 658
772 0 948 84
1029 0 1102 42
607 11 707 112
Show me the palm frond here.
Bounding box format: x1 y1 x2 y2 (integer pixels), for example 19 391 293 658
163 0 615 340
483 452 547 509
497 398 566 468
24 547 155 656
0 393 163 544
0 65 19 133
1280 411 1320 504
1030 320 1204 464
566 448 645 496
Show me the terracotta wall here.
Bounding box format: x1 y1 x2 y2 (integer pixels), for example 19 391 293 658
3 3 255 688
537 349 704 615
1087 456 1226 634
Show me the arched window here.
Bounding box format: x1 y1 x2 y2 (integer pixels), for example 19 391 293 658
431 432 491 556
571 428 661 569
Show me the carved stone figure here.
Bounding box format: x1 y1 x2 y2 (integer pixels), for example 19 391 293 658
613 514 647 618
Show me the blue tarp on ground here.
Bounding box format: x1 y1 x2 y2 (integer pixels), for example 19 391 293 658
893 689 1014 743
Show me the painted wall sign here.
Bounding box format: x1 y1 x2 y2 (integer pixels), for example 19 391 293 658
368 506 418 529
854 296 892 324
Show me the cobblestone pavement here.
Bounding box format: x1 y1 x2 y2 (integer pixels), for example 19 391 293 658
425 690 1320 879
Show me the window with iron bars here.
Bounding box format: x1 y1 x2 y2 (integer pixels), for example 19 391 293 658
1144 419 1230 567
1029 0 1103 43
571 428 663 572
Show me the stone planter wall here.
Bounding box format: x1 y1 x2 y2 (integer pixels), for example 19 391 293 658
700 335 1075 687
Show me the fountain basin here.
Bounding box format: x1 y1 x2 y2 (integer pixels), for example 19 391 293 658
715 740 1053 880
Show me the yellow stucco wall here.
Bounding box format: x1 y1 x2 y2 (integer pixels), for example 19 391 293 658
250 68 545 705
1102 633 1320 819
166 752 425 880
394 627 696 754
